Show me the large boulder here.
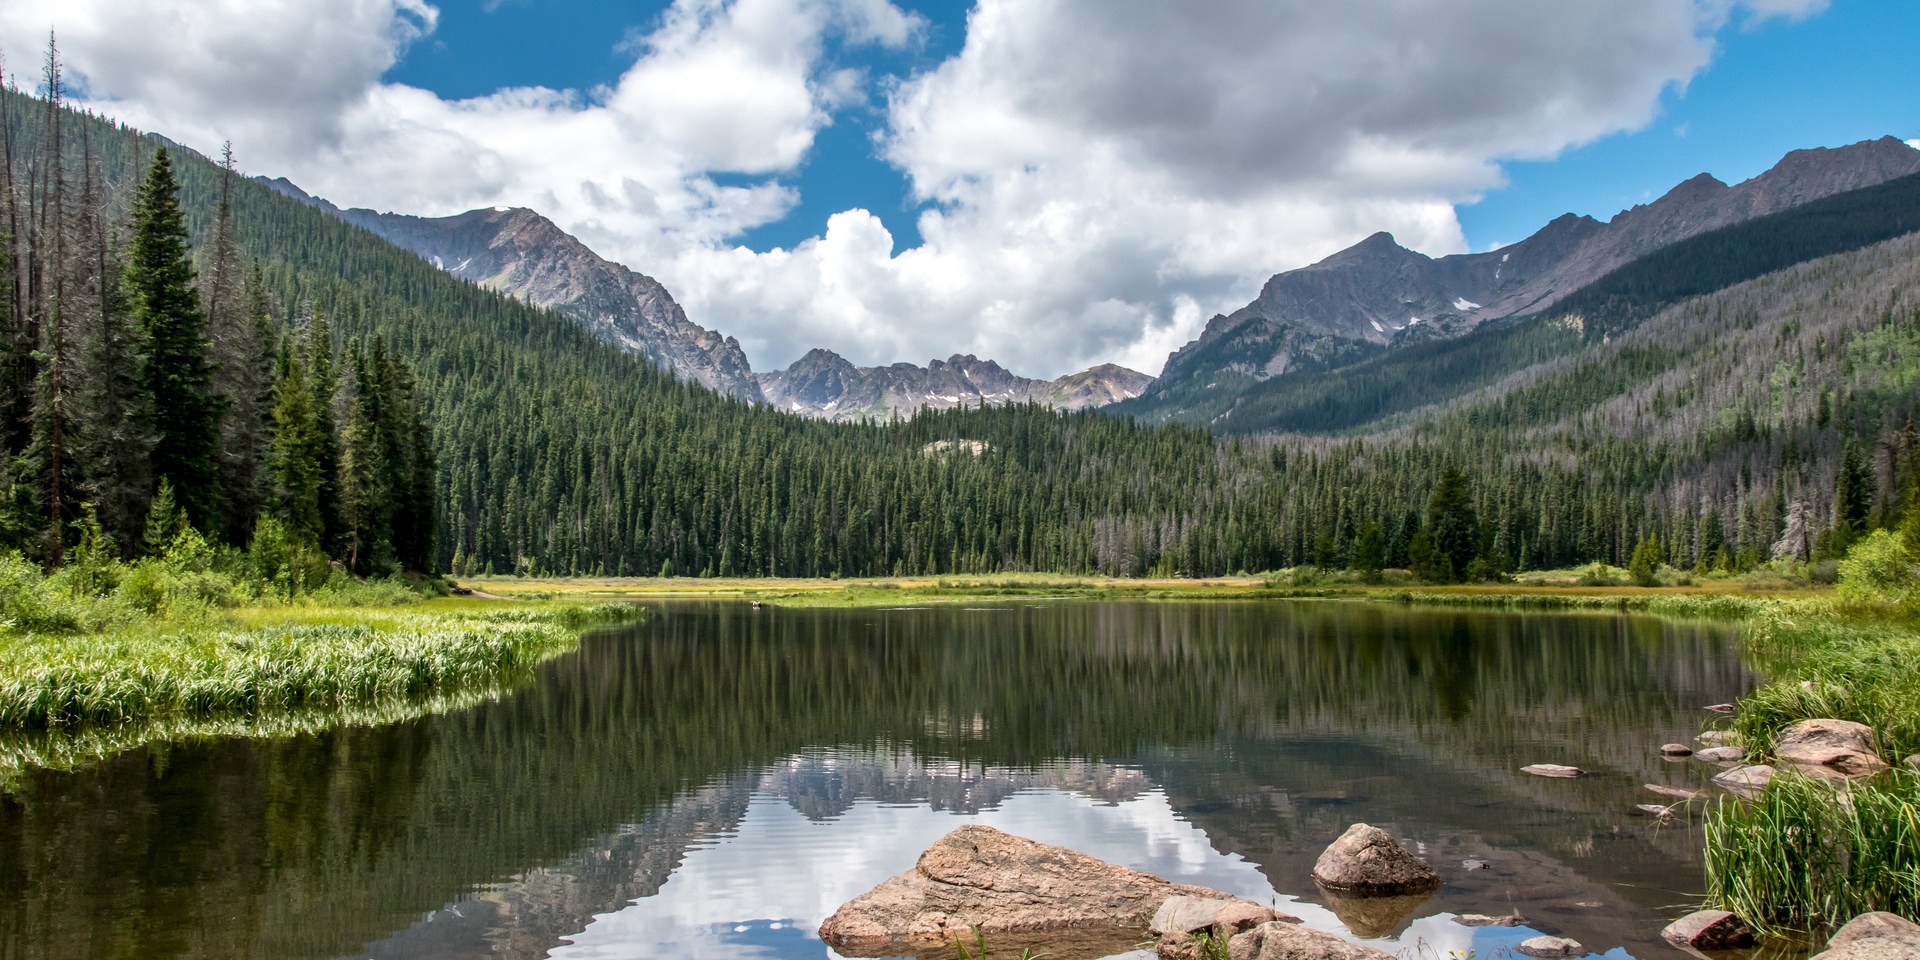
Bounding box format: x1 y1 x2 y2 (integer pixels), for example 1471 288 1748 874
1310 824 1442 895
1662 909 1756 951
1813 912 1920 959
1226 921 1394 960
819 825 1230 958
1774 719 1890 777
1152 895 1292 960
1804 910 1920 956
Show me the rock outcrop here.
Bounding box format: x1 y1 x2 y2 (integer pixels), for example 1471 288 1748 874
1309 824 1442 895
1774 719 1890 778
1225 920 1394 960
758 349 1152 421
1662 909 1756 952
1152 896 1291 960
1812 912 1920 959
819 825 1228 958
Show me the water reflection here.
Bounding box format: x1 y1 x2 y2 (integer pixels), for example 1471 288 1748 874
0 601 1751 960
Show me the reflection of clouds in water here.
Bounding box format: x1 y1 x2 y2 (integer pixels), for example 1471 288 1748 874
549 784 1597 960
550 786 1287 959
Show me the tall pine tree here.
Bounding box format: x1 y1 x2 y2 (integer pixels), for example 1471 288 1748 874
125 149 222 534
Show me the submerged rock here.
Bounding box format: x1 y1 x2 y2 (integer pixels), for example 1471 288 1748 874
1309 824 1442 895
819 825 1228 958
1660 743 1694 756
1516 935 1585 958
1695 746 1747 763
1645 783 1708 801
1226 921 1393 960
1698 730 1740 746
1813 911 1920 959
1662 909 1756 951
1521 764 1583 778
1774 719 1889 778
1453 914 1527 927
1712 764 1776 799
1635 803 1678 819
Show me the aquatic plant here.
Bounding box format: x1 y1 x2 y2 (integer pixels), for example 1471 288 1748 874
1705 768 1920 935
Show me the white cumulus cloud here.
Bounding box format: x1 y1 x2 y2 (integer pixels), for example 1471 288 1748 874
0 0 1832 380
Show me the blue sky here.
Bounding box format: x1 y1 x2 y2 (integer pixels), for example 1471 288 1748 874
12 0 1918 377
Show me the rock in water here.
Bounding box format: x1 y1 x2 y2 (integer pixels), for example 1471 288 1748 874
1521 764 1583 778
1698 730 1740 746
1660 743 1694 756
1453 914 1527 927
1662 909 1756 951
1695 746 1747 763
1310 824 1443 895
819 825 1229 958
1712 765 1776 799
1226 921 1394 960
1515 935 1585 958
1813 911 1920 959
1774 719 1890 777
1645 783 1708 801
1151 895 1290 959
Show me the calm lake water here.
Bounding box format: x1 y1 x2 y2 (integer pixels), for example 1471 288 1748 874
0 600 1758 960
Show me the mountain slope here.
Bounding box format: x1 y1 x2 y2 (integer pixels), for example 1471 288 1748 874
1128 136 1920 425
757 350 1152 421
260 180 764 402
1206 166 1920 436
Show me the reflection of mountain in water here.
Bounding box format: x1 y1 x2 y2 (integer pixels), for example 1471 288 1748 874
0 602 1750 960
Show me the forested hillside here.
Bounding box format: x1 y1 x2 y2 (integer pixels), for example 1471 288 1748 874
3 77 1915 582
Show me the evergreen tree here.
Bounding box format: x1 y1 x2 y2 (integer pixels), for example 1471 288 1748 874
126 149 222 531
1349 520 1384 584
1629 533 1662 587
1423 467 1479 583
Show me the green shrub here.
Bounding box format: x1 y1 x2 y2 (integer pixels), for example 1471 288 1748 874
1837 529 1918 607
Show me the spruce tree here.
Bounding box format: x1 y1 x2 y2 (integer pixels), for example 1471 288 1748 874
126 149 222 531
1424 466 1480 583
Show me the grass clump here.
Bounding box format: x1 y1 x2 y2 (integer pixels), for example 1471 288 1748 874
1705 769 1920 936
0 603 639 729
1704 532 1920 936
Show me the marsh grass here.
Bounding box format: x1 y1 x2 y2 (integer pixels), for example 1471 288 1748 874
1701 591 1920 936
1705 768 1920 936
0 602 639 730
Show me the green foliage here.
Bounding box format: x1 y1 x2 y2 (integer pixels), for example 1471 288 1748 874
1629 534 1663 587
127 150 223 529
1705 769 1920 936
1837 529 1918 607
1422 467 1479 583
1348 521 1385 583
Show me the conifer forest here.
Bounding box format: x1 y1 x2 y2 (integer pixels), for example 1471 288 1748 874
2 63 1918 585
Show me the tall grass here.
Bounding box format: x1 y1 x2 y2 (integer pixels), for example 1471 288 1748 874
0 603 639 730
1702 580 1920 936
1705 769 1920 935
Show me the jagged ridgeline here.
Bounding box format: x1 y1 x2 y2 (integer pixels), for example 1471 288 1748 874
7 81 1915 578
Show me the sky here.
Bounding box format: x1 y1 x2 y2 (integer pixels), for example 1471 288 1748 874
2 0 1915 379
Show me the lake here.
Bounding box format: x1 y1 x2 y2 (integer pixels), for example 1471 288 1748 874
0 600 1757 960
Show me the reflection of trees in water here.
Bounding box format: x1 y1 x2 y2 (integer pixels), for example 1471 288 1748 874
0 602 1747 960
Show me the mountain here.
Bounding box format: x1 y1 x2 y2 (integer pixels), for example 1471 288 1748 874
259 179 764 402
756 349 1152 421
1128 136 1920 424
